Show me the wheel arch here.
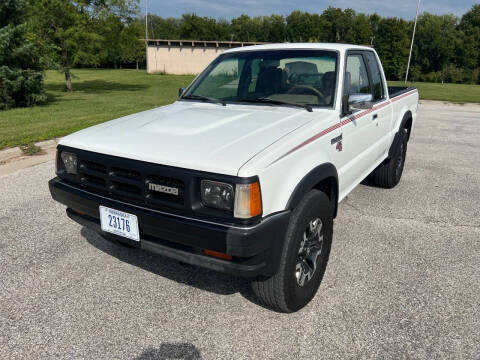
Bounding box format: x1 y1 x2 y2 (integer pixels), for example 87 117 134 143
388 111 413 158
286 163 339 218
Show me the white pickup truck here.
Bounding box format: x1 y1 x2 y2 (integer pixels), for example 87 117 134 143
49 43 418 312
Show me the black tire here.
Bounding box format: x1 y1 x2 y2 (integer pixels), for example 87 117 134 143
371 128 408 188
251 190 333 313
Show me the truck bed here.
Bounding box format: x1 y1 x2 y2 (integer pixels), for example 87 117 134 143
388 86 417 99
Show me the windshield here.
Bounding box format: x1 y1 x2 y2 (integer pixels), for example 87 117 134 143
182 50 338 108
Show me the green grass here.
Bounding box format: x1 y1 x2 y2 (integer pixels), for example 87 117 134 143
388 81 480 104
0 69 194 150
1 69 479 150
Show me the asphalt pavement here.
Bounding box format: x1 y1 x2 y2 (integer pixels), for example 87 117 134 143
1 101 479 359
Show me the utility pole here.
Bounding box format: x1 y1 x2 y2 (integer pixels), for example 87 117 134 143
405 0 421 84
145 0 149 73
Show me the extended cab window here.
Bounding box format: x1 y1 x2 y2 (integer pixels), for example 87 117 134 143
364 52 385 101
183 50 338 107
344 54 371 96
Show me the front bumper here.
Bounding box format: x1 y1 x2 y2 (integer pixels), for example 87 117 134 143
49 177 290 277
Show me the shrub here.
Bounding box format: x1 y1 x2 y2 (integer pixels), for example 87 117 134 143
0 0 46 110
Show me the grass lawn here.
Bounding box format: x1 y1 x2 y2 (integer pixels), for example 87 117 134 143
0 69 194 150
1 69 479 150
388 81 480 103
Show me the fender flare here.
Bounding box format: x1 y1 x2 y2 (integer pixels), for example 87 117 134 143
388 111 412 159
286 162 339 217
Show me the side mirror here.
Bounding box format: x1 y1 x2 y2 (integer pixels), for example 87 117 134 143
349 93 374 111
178 87 185 97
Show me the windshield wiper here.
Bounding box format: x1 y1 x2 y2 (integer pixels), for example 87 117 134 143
181 94 226 106
238 98 313 112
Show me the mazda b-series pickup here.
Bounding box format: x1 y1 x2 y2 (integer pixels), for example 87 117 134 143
49 43 419 312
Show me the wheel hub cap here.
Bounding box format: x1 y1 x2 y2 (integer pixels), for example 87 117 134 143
295 218 323 287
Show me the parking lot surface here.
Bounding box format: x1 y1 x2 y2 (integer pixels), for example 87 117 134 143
1 102 479 359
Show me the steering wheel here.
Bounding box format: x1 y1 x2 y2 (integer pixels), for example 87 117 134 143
287 72 298 85
286 85 326 105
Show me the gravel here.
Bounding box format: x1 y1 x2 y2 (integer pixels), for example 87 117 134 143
1 102 479 359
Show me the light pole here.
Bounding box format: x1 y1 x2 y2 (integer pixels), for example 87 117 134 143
145 0 149 73
405 0 421 83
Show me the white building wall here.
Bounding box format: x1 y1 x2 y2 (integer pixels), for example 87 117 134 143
147 45 225 75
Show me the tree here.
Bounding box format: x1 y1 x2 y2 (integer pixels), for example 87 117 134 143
146 16 181 39
231 14 262 41
459 4 480 70
180 13 219 40
30 0 138 91
99 14 125 69
350 13 372 45
413 13 457 76
0 0 45 109
262 15 286 43
373 17 411 80
286 11 324 42
321 7 356 42
121 22 145 69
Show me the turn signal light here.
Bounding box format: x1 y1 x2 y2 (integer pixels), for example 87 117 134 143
234 181 262 218
71 208 87 216
203 249 232 261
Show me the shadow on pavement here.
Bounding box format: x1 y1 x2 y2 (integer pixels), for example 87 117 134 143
81 227 263 307
134 343 201 360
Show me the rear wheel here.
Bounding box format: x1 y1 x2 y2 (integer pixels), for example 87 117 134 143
370 128 408 188
251 190 333 313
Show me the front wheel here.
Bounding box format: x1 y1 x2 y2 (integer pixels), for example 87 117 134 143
251 190 333 313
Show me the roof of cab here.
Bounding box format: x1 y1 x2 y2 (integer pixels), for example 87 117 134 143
223 42 374 54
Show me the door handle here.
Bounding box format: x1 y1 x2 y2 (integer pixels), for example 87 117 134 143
372 114 378 120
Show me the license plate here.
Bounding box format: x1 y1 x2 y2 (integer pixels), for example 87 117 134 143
99 206 140 241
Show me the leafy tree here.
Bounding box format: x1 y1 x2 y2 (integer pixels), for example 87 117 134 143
373 17 411 80
99 14 124 69
180 13 218 40
0 0 45 109
459 4 480 70
121 22 145 69
231 14 262 42
413 13 457 76
30 0 138 91
262 15 286 42
351 13 372 45
286 11 324 42
146 16 181 39
321 7 355 42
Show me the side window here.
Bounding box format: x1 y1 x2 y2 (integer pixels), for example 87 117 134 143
365 52 385 101
344 54 371 96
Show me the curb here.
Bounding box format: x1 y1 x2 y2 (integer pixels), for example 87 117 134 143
0 139 60 177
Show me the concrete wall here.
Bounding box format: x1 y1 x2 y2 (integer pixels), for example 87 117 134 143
146 40 265 75
147 45 224 75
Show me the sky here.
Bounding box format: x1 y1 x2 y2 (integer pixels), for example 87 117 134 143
139 0 477 20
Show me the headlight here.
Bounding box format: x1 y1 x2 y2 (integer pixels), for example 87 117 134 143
201 179 262 218
60 151 78 174
201 180 234 211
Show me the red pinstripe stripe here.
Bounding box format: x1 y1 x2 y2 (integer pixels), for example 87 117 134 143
267 90 417 167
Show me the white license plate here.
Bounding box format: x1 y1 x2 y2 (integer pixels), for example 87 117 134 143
99 206 140 241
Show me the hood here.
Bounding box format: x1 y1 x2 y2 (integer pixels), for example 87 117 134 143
59 101 317 176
